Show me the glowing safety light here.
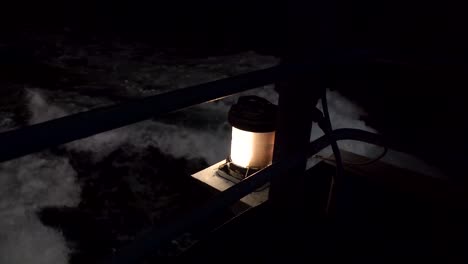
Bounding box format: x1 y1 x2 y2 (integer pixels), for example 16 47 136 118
218 96 278 181
230 127 275 169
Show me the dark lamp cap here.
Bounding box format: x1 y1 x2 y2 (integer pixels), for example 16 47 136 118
228 96 278 132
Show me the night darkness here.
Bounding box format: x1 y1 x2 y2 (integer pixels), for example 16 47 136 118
0 0 467 262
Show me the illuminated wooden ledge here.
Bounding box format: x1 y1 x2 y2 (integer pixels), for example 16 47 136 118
191 160 269 209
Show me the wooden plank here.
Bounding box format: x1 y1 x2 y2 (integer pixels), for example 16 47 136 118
191 160 269 212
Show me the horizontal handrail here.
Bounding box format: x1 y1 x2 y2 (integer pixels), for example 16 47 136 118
105 128 387 264
0 64 311 163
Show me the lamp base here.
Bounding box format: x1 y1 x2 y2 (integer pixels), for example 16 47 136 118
216 167 242 183
216 162 270 193
216 158 258 183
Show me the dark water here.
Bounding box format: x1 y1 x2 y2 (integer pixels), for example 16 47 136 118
39 146 212 261
0 30 280 263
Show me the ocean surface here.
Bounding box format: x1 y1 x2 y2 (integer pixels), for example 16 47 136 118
0 33 443 263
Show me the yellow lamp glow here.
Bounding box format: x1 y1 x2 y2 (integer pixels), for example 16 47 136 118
224 95 278 178
230 127 275 169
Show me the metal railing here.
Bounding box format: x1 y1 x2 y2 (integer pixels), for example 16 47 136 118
0 64 310 163
105 128 386 263
0 63 388 262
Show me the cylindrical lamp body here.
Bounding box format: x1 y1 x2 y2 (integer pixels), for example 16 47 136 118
230 127 275 169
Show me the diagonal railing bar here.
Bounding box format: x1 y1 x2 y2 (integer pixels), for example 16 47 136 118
0 64 311 163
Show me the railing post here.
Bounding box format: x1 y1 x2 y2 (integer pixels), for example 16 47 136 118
268 0 335 255
268 66 322 255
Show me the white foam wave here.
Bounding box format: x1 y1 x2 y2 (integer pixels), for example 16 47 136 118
0 154 80 264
